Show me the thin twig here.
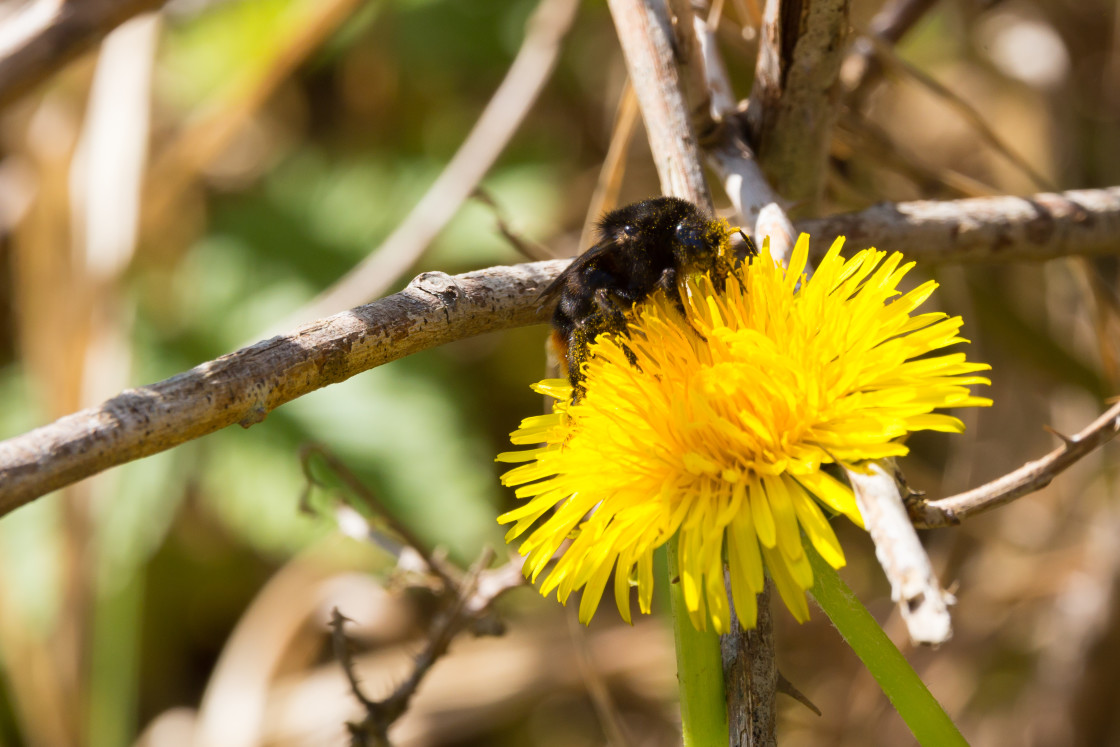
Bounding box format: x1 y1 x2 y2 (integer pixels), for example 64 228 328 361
578 80 640 254
0 0 165 110
859 31 1055 192
0 260 564 515
721 578 776 747
912 400 1120 528
280 0 580 331
473 188 555 261
341 549 526 745
842 0 941 108
330 608 375 712
693 0 737 118
607 0 710 206
799 187 1120 263
685 4 796 260
298 443 460 592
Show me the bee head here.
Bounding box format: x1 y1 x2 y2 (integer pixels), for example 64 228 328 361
598 197 722 253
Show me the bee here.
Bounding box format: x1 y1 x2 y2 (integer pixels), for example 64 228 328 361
541 197 755 394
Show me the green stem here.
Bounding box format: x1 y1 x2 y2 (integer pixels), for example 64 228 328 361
666 535 728 746
807 547 969 747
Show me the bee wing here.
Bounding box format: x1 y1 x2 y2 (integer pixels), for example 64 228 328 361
537 240 615 306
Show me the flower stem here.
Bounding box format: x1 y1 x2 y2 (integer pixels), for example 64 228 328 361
807 547 969 747
667 535 728 746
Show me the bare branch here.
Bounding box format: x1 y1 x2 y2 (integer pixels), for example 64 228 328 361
797 187 1120 263
578 81 640 254
745 0 850 215
311 451 525 745
857 32 1055 192
342 549 527 746
912 400 1120 529
846 463 953 645
721 579 777 747
607 0 710 206
681 5 797 259
0 0 165 110
473 189 555 262
0 261 564 517
329 609 376 714
282 0 580 330
299 443 460 592
707 131 797 262
842 0 940 108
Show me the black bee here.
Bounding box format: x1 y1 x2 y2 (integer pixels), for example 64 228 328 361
541 197 755 393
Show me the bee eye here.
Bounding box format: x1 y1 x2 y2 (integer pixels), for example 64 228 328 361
675 221 702 249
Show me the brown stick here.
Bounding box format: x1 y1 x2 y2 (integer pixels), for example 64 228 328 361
607 0 711 206
685 4 798 260
798 187 1120 262
842 0 940 108
912 400 1120 528
721 580 777 747
745 0 850 216
0 261 563 517
282 0 580 329
0 0 165 111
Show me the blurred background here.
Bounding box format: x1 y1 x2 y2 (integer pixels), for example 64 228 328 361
0 0 1118 744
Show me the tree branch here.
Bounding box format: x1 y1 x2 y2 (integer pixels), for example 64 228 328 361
607 0 710 206
721 580 777 747
911 400 1120 528
281 0 580 329
0 261 563 517
745 0 850 216
798 187 1120 262
0 0 165 110
841 0 940 108
686 7 798 260
333 548 527 746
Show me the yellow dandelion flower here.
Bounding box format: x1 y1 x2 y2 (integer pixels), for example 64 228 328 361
498 235 991 633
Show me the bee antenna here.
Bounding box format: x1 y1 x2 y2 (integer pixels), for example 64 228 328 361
736 228 760 257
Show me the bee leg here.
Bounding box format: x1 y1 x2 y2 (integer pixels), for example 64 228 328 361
567 321 604 398
654 266 691 316
591 288 631 330
587 291 642 370
656 266 677 294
